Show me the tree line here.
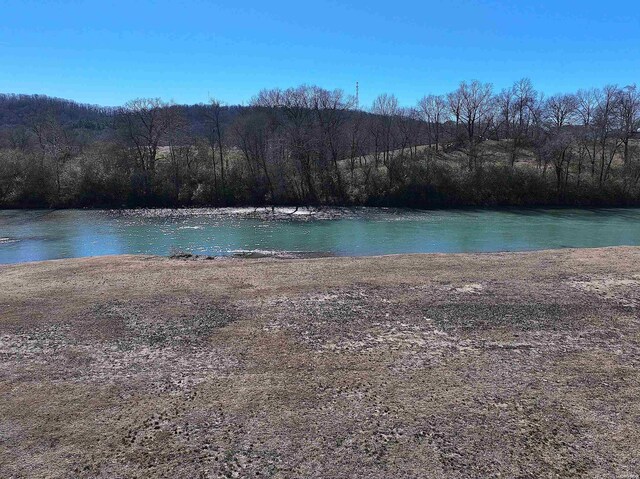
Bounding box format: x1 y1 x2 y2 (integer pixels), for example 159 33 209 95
0 78 639 209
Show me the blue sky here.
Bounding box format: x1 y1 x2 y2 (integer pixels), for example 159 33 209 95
1 0 639 107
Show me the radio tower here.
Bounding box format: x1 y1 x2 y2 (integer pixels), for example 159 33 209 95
355 81 359 110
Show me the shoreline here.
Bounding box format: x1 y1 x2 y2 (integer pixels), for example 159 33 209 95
0 243 637 266
2 247 640 477
4 203 640 213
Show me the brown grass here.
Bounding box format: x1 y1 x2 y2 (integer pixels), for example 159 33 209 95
1 248 640 478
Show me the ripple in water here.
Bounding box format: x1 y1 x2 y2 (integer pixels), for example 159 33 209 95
106 207 362 221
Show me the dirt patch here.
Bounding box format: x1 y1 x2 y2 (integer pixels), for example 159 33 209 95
569 276 640 308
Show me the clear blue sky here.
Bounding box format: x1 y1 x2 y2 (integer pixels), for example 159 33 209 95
1 0 638 107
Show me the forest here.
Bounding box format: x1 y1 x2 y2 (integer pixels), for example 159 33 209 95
0 78 639 208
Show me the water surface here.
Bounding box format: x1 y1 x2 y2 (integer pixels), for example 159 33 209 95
1 207 639 264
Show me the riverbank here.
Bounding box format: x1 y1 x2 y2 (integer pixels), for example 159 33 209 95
1 248 640 477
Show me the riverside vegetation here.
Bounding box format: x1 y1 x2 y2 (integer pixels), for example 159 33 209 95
1 79 639 209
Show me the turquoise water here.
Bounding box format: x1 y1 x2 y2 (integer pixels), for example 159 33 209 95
1 208 640 264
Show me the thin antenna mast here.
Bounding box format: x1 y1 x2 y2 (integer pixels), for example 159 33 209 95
355 81 359 110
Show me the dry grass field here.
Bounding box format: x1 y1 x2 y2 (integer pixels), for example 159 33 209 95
1 248 640 478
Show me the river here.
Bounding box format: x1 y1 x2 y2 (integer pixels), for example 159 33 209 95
1 207 640 263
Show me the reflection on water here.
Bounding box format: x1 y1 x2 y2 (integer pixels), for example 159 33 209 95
1 207 640 264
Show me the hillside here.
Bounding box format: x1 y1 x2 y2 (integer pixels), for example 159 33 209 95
0 82 639 208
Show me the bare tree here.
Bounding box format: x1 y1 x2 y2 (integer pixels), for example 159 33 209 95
370 93 400 167
618 84 640 164
594 86 623 185
456 80 494 169
543 94 578 189
120 98 179 173
510 78 537 165
446 88 464 147
203 98 226 199
167 124 196 203
417 94 446 151
496 86 515 140
311 87 352 200
0 150 22 202
545 94 577 130
30 114 77 200
252 86 320 202
119 98 181 199
576 88 600 177
395 107 420 160
347 109 367 179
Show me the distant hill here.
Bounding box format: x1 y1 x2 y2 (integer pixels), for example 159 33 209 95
0 94 115 131
0 93 390 141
